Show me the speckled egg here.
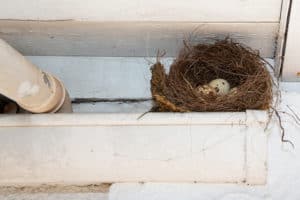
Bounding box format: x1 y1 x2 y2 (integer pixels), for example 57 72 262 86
195 85 216 96
209 79 230 95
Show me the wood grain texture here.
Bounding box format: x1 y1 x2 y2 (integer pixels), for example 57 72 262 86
282 0 300 81
0 0 282 22
0 21 278 57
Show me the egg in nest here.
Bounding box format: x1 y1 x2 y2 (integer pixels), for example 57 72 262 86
195 85 216 96
209 79 230 95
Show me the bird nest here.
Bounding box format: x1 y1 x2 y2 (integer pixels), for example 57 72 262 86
151 39 273 112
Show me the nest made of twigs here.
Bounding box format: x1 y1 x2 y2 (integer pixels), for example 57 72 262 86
151 39 272 112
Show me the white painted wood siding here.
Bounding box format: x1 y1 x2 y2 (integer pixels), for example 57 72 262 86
0 0 283 58
0 21 278 57
0 0 282 22
27 57 274 99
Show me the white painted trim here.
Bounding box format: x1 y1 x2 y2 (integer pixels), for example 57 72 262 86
0 112 247 127
282 0 300 81
26 57 169 99
245 110 268 185
275 0 291 76
72 101 153 113
0 111 267 185
26 57 275 99
0 21 278 57
107 90 300 200
0 0 282 22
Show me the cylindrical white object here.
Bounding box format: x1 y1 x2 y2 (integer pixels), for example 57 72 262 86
0 38 66 113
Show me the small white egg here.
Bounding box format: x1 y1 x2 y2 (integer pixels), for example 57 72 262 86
209 79 230 95
195 85 216 96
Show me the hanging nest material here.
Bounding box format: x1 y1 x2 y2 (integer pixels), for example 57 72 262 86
151 39 272 112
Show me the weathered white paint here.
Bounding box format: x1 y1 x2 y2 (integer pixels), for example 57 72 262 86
27 57 274 99
109 183 267 200
0 21 278 57
72 101 152 113
275 0 291 76
0 112 248 127
105 86 300 200
27 56 172 99
0 0 282 22
106 90 300 200
0 111 268 185
282 0 300 81
1 55 300 199
245 111 268 184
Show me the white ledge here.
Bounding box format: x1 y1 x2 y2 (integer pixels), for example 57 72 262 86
0 112 248 127
0 110 267 185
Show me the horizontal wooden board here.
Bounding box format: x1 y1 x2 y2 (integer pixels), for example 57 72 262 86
0 111 268 185
0 0 282 22
0 124 248 184
0 21 278 57
27 56 274 99
27 56 167 99
0 112 248 127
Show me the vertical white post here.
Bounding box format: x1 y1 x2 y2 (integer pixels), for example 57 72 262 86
275 0 291 76
282 0 300 81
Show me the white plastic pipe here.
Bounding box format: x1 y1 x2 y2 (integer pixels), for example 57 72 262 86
0 38 68 113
